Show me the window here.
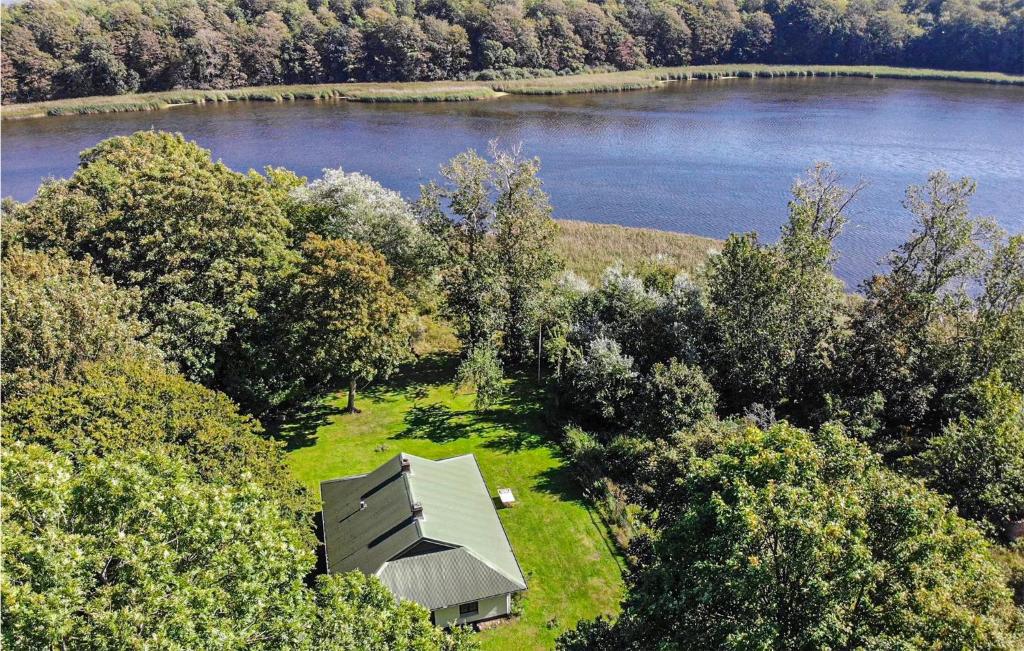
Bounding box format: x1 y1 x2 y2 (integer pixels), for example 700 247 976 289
459 601 479 617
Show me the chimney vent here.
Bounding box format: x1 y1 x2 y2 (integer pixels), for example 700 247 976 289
400 457 411 473
359 500 367 511
411 501 423 519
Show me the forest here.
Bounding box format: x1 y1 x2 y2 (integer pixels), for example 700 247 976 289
2 0 1023 103
2 132 1023 648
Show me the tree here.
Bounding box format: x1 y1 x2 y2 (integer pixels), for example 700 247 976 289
420 16 470 80
236 12 289 86
455 343 506 410
560 422 1024 649
280 236 415 413
470 3 542 69
562 336 639 428
360 10 427 81
60 30 140 97
2 443 476 651
844 171 997 455
419 149 499 352
678 0 742 64
536 14 586 72
289 166 437 298
732 10 774 61
919 372 1024 537
313 572 478 650
647 5 692 66
970 235 1024 389
701 163 855 418
491 147 560 365
0 247 159 398
572 266 666 367
12 131 301 385
2 359 308 516
1 443 317 650
632 358 716 438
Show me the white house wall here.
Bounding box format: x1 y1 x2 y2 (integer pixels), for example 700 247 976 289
433 593 511 627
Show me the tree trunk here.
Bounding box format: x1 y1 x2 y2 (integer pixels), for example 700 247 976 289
346 377 358 413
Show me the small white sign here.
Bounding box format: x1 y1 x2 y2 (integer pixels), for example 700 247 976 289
498 488 515 506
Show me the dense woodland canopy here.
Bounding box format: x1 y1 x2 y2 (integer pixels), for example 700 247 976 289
2 0 1022 103
2 132 1023 647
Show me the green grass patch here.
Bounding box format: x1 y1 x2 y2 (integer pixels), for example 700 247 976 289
281 355 625 650
6 65 1021 120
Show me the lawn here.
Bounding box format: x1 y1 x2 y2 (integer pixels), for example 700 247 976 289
283 355 625 650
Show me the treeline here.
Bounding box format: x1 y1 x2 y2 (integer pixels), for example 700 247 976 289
3 0 1023 103
3 132 1023 647
537 165 1024 648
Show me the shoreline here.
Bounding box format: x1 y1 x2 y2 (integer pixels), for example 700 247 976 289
4 64 1022 121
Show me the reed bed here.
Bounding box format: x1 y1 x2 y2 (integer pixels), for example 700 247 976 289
343 86 497 102
5 65 1021 120
554 219 721 283
492 74 663 95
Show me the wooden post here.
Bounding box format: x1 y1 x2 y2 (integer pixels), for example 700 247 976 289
537 328 543 382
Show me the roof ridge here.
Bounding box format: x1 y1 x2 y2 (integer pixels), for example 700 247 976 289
319 473 367 486
400 469 425 539
459 546 528 589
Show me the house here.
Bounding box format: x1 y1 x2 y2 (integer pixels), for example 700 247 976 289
320 452 527 626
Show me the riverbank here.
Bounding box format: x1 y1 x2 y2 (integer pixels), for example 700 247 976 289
4 64 1022 120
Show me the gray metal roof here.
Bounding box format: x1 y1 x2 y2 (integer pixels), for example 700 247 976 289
320 453 526 608
378 547 525 610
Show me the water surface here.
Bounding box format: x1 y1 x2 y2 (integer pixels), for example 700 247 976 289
4 77 1022 284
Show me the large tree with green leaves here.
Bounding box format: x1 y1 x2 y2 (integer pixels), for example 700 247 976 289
11 131 302 384
287 235 413 413
2 443 315 650
3 359 308 517
1 442 476 651
919 372 1024 537
419 146 559 363
0 246 159 398
842 172 1007 456
560 422 1024 650
220 235 414 414
419 149 500 353
701 163 856 417
289 166 438 300
491 147 560 365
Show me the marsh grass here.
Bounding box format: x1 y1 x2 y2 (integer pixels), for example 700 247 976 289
555 219 721 283
6 64 1021 120
2 82 498 118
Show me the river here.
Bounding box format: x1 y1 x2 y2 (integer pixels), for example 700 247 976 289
3 76 1022 284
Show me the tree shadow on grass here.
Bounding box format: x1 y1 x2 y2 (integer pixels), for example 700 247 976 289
267 353 459 452
397 373 552 450
363 352 459 402
267 399 347 452
533 463 628 574
400 403 484 443
533 462 586 505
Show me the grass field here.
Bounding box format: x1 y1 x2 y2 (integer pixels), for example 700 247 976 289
282 355 625 650
555 219 721 283
5 64 1021 119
